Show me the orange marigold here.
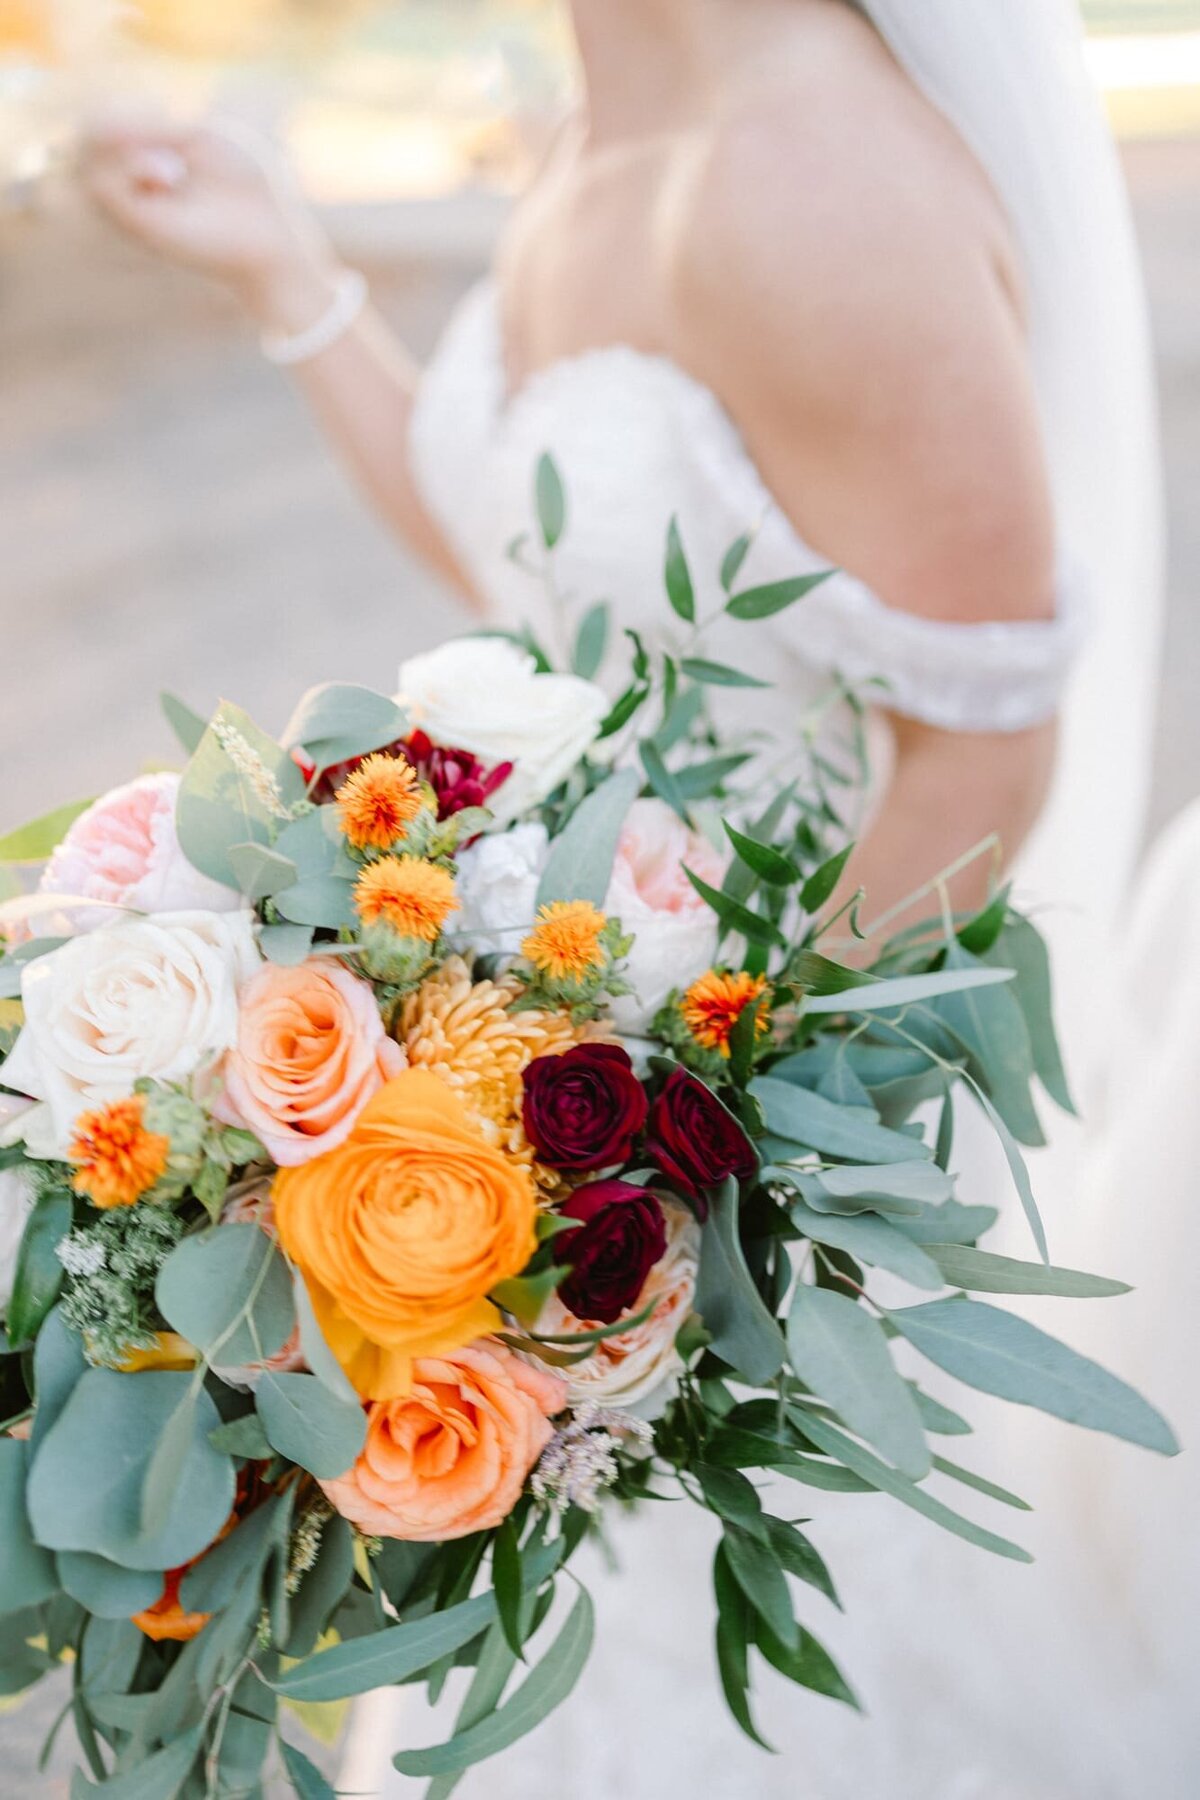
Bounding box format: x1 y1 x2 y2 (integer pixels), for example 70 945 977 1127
522 901 608 983
681 970 771 1058
354 856 458 943
336 753 423 851
70 1096 170 1210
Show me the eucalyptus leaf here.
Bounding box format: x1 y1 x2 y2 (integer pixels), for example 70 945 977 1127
226 841 298 904
752 1077 932 1165
57 1551 161 1621
256 1373 366 1480
259 923 316 967
803 966 1015 1015
156 1225 295 1369
934 943 1044 1147
175 702 304 890
640 739 690 823
536 769 639 909
535 453 566 551
786 1286 929 1478
281 682 407 770
890 1299 1178 1455
0 799 93 864
790 1202 942 1290
0 1438 59 1612
695 1178 785 1386
70 1723 204 1797
160 692 208 757
925 1244 1130 1299
572 602 610 681
280 1741 337 1800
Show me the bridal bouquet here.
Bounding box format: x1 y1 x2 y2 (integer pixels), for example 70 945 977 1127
0 467 1175 1797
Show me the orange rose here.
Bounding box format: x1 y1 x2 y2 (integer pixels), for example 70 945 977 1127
217 959 405 1167
273 1070 538 1400
320 1340 566 1542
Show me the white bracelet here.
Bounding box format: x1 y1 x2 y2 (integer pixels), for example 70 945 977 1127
260 269 368 366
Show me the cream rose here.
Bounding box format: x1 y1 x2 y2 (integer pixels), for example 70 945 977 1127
396 639 608 820
1 911 259 1156
605 799 726 1033
452 822 550 957
534 1201 700 1416
39 774 241 926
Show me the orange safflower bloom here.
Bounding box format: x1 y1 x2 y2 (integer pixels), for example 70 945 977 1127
681 970 771 1058
354 856 458 943
131 1564 210 1644
69 1096 170 1210
522 901 608 983
336 754 423 851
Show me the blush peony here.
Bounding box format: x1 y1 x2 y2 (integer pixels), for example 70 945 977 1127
604 799 725 1033
272 1069 538 1400
320 1339 566 1542
217 958 405 1166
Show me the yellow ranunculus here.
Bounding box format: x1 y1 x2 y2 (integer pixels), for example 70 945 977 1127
273 1070 537 1400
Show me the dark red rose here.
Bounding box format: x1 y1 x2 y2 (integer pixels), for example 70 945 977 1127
645 1068 757 1213
307 733 512 821
522 1043 649 1172
554 1179 668 1324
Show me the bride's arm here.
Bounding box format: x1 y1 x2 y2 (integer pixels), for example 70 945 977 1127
675 113 1061 926
81 120 471 593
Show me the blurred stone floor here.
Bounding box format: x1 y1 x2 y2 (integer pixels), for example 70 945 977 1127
0 134 1196 1794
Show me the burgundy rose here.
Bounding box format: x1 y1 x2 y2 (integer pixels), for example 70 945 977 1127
522 1043 648 1172
645 1068 757 1213
554 1179 668 1324
306 733 511 821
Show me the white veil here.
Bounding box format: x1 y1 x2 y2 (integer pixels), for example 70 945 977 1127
860 0 1164 1054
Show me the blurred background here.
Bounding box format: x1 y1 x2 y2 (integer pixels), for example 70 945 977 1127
0 0 1198 1788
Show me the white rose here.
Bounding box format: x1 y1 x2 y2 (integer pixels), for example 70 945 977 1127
604 799 725 1034
396 639 608 820
452 822 550 958
35 773 241 932
1 911 260 1156
0 1165 35 1310
535 1202 700 1417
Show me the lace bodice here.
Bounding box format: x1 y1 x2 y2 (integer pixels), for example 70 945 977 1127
410 278 1086 734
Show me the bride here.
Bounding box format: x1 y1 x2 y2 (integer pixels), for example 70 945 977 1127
83 1 1181 1794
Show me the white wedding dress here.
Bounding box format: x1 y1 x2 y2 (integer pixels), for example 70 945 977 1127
342 4 1195 1796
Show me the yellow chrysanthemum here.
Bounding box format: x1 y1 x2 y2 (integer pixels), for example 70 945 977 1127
69 1096 170 1209
681 970 771 1058
354 856 458 943
396 956 605 1198
336 754 423 851
522 900 608 983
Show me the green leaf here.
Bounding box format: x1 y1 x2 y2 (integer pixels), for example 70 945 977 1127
284 1515 355 1659
139 1383 200 1538
536 769 640 909
156 1225 295 1368
712 1542 772 1750
802 966 1015 1014
640 738 690 823
931 1455 1032 1512
986 916 1076 1114
160 691 208 756
492 1516 525 1660
70 1723 204 1797
966 1078 1048 1264
273 874 358 931
175 701 304 890
6 1189 71 1346
909 1386 972 1438
752 1077 932 1164
256 1373 366 1480
29 1306 87 1458
696 1466 768 1542
789 1202 942 1290
680 657 770 690
786 1286 929 1479
292 1272 360 1406
274 1542 562 1701
722 1523 798 1653
753 1615 859 1710
799 1160 953 1213
723 821 799 887
683 866 786 949
179 1494 286 1613
764 1515 840 1608
257 923 316 968
695 1177 784 1387
392 1585 595 1778
0 799 93 864
280 1740 336 1800
674 752 753 800
720 533 753 593
957 886 1011 956
925 1244 1130 1299
226 840 298 904
799 844 853 914
889 1298 1178 1455
423 1619 521 1800
281 681 407 770
28 1369 235 1572
535 453 566 550
596 682 651 740
935 943 1044 1146
664 517 696 623
0 1439 59 1612
726 570 833 620
572 602 610 681
208 1412 274 1459
893 1200 999 1246
57 1551 160 1620
794 1409 1032 1562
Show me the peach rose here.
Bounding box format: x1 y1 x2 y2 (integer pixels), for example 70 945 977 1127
605 799 726 1032
321 1339 565 1542
217 959 405 1166
273 1069 538 1400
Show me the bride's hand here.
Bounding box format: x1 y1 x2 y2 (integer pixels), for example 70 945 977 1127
80 116 341 331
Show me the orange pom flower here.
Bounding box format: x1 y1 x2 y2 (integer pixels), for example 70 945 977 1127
69 1096 170 1210
336 754 423 851
681 970 771 1058
354 856 458 943
522 901 608 983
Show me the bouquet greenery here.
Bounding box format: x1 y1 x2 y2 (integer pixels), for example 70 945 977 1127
0 462 1175 1798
